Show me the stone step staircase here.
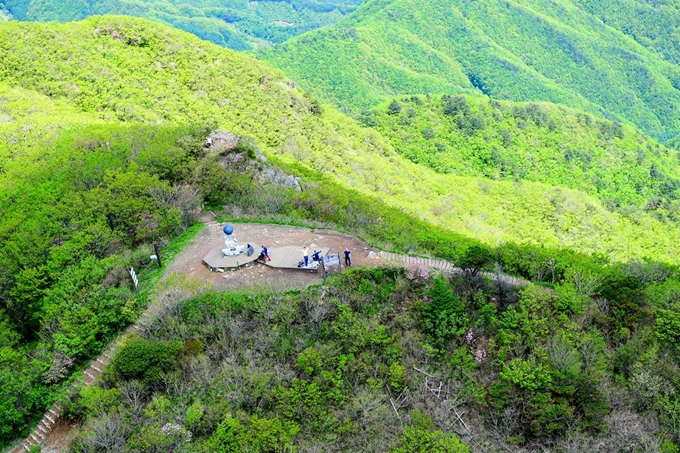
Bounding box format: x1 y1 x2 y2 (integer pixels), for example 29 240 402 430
378 251 528 287
379 251 455 271
11 318 150 453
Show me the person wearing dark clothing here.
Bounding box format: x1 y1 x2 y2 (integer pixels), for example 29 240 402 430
344 248 351 267
262 246 271 261
303 247 309 267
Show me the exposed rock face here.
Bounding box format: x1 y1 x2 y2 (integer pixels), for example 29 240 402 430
218 151 248 169
206 130 240 153
256 168 302 192
207 130 301 192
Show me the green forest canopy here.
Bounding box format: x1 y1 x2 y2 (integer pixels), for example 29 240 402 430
1 15 680 451
0 0 364 49
575 0 680 67
366 94 680 221
260 0 680 143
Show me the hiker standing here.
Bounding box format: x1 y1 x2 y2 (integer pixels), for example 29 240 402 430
303 246 309 267
262 245 271 261
344 248 351 267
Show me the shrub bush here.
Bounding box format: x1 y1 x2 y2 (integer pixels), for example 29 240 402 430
111 337 182 385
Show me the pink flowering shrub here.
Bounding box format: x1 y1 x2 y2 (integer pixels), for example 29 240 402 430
464 328 487 363
406 263 431 283
161 422 192 442
466 328 475 345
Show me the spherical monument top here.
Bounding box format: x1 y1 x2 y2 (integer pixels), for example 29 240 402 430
223 224 234 235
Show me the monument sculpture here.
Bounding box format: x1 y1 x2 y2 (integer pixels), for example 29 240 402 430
221 224 244 257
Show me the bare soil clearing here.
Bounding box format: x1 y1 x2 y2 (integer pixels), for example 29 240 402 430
164 221 382 292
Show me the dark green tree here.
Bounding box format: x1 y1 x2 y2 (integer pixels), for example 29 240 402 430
421 277 468 353
458 245 495 277
388 100 402 115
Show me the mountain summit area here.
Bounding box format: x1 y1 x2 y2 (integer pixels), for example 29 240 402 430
0 7 679 453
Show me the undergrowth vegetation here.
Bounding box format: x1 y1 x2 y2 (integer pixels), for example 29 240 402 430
65 263 680 452
0 123 209 443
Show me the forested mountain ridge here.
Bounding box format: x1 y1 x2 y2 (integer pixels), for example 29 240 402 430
260 0 680 143
575 0 680 67
6 0 680 145
1 15 680 453
366 94 680 221
2 16 678 263
0 0 364 49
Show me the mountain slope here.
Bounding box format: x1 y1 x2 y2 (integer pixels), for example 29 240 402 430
260 0 680 141
575 0 680 67
2 16 680 448
365 94 680 218
0 0 364 49
0 16 678 263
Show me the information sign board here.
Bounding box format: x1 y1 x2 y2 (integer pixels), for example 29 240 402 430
323 254 340 266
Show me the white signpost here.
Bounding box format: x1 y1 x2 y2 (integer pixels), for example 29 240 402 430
129 267 139 290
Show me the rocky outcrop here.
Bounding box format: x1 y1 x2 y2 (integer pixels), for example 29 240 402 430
207 130 301 192
256 168 302 192
205 130 240 153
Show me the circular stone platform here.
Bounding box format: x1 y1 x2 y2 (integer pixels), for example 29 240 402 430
202 242 261 272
